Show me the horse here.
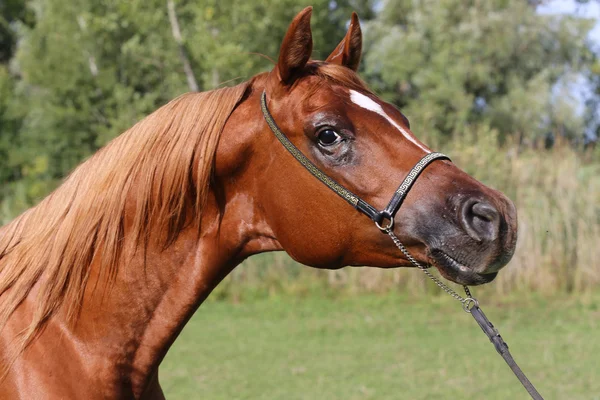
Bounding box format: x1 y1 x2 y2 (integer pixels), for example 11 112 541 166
0 7 517 399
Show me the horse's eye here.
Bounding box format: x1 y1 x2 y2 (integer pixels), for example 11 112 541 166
317 129 342 147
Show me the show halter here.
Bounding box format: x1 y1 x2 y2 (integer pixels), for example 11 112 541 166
261 90 543 400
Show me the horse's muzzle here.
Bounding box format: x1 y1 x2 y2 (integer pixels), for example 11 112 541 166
416 190 517 286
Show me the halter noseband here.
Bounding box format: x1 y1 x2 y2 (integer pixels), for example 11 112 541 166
260 90 450 228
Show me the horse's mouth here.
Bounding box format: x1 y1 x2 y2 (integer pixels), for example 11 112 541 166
428 249 497 286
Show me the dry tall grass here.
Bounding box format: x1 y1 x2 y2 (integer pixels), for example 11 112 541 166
220 128 600 298
2 129 598 297
449 130 600 294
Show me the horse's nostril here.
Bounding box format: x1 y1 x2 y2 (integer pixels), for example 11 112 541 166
460 199 500 243
472 202 499 222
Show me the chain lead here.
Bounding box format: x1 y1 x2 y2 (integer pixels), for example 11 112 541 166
384 228 475 310
463 285 472 298
384 229 543 399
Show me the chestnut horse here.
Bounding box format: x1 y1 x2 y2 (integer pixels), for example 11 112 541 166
0 8 517 399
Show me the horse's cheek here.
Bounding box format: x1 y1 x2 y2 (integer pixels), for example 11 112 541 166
262 197 349 268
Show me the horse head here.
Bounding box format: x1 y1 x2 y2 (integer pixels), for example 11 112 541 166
220 7 517 286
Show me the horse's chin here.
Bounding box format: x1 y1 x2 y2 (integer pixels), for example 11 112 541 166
426 249 498 286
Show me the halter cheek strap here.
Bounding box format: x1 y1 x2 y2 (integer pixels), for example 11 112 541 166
260 90 450 226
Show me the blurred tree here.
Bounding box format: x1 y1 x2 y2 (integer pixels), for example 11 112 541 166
185 0 375 88
363 0 595 144
1 0 597 219
6 0 373 210
0 66 22 183
0 0 34 211
0 0 34 62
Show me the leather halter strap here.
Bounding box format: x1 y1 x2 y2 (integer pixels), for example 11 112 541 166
260 90 450 224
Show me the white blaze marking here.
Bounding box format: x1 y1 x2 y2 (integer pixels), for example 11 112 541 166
349 90 430 153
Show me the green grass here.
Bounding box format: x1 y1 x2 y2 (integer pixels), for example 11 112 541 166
161 292 600 399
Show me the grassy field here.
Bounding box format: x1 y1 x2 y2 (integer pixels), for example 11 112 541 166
161 291 600 399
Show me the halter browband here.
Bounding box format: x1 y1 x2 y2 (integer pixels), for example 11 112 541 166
260 90 450 227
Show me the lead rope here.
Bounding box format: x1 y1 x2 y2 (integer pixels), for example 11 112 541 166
384 227 544 400
260 90 542 398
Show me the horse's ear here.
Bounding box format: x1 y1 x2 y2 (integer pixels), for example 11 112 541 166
325 12 362 71
276 7 313 84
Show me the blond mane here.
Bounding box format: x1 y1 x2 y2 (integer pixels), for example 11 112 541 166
0 63 371 362
0 82 249 352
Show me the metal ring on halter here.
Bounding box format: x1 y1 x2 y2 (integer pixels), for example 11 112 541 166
462 297 479 313
375 216 394 231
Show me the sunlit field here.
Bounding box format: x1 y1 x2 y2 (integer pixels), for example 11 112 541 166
162 292 599 400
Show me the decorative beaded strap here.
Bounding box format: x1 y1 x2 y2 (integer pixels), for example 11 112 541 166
261 90 449 224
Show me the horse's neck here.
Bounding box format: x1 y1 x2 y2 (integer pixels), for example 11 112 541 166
65 204 226 395
1 218 230 397
3 87 281 397
57 186 275 396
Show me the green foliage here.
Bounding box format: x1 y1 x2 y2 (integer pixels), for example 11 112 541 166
0 67 20 181
1 0 373 211
0 0 34 62
363 0 594 143
185 0 375 88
